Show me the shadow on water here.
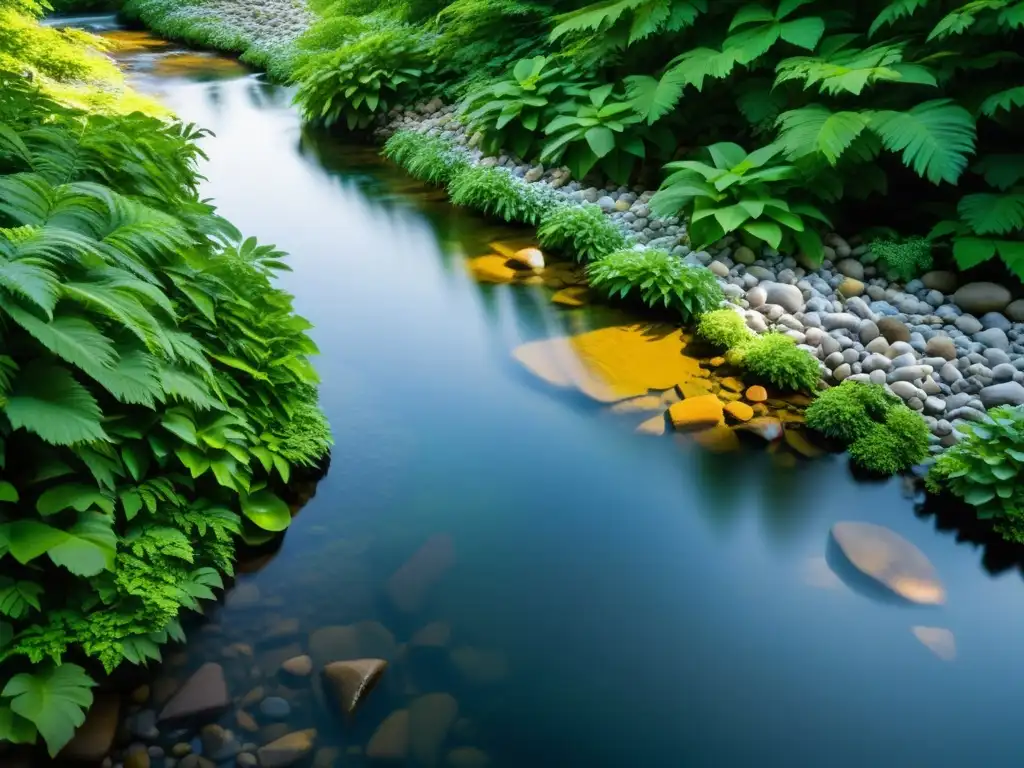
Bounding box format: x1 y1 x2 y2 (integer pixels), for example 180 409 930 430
59 25 1024 768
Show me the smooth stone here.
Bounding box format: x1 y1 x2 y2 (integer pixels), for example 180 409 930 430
748 266 776 281
921 271 958 293
890 381 920 400
838 277 865 297
925 336 956 360
733 245 756 264
125 749 150 768
507 248 545 270
761 282 805 313
887 341 916 359
823 313 861 333
61 694 121 761
865 337 890 355
257 730 317 768
410 694 459 767
845 296 876 320
387 535 455 613
877 317 911 343
237 754 258 768
888 365 933 383
859 321 880 344
980 382 1024 408
836 258 864 280
862 354 892 373
281 656 313 677
829 522 945 605
367 711 410 761
955 314 983 334
924 397 946 414
984 347 1012 366
668 395 724 431
709 260 730 277
1006 299 1024 322
224 582 261 609
974 327 1009 350
940 362 963 383
980 311 1012 331
991 363 1017 382
953 282 1012 314
159 663 229 723
322 659 388 718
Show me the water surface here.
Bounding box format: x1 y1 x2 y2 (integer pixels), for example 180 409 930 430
80 22 1024 767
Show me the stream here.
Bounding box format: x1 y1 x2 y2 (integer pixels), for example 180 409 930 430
52 17 1024 767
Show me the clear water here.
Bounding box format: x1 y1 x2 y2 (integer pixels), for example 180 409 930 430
77 21 1024 767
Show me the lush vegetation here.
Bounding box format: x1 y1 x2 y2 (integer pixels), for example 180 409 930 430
537 203 628 262
807 380 929 473
280 0 1022 280
383 130 469 185
697 307 753 349
731 331 821 392
0 10 329 753
927 405 1024 540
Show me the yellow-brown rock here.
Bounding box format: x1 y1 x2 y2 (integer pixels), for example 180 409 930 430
635 414 667 436
610 395 664 414
692 425 740 453
513 324 702 403
521 275 545 286
488 239 536 260
735 417 783 442
257 730 316 768
322 659 388 717
830 522 946 605
309 622 398 668
660 389 681 406
718 390 741 402
60 694 120 761
784 428 823 458
507 247 545 269
745 385 768 403
724 401 754 422
720 376 745 393
467 255 517 283
668 395 724 431
281 655 313 677
708 356 726 367
367 710 410 761
551 286 589 307
838 277 865 298
235 709 259 733
676 380 714 399
912 626 956 661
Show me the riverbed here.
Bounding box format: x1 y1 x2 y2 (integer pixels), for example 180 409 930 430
63 18 1024 767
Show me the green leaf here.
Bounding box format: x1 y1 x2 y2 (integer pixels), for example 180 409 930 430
0 577 43 618
869 99 977 185
0 702 37 746
776 106 871 164
3 360 106 446
869 0 932 36
585 126 616 158
953 237 997 269
980 86 1024 118
964 487 996 506
957 192 1024 236
162 411 198 445
0 481 17 503
240 489 291 532
36 483 114 516
971 154 1024 190
743 220 784 248
2 664 96 757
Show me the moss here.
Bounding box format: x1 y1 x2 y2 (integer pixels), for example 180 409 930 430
805 380 900 442
848 404 930 475
696 308 752 349
737 332 821 393
869 236 933 281
537 203 628 262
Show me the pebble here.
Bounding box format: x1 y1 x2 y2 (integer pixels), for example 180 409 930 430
260 697 291 720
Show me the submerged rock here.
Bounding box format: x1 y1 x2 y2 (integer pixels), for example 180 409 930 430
158 663 229 723
551 286 589 307
410 693 459 767
635 414 667 436
507 247 545 269
309 621 398 668
691 424 740 452
450 647 509 684
322 658 388 717
668 395 724 430
447 747 492 768
409 621 452 649
828 522 945 605
609 395 664 414
257 729 317 768
60 693 120 761
467 255 517 283
734 417 783 442
387 533 456 613
367 710 410 761
912 626 956 661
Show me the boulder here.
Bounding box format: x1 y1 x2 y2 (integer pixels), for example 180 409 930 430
921 271 958 294
723 401 753 422
257 730 317 768
953 282 1012 314
410 694 459 767
309 621 398 668
980 382 1024 408
158 663 229 723
322 659 388 717
876 317 910 343
760 282 805 313
828 522 945 605
387 534 456 613
60 694 120 761
367 710 410 761
668 395 724 430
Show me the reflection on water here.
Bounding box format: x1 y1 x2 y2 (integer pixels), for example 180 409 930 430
83 28 1024 768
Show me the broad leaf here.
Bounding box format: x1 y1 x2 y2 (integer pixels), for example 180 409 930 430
869 100 977 185
1 664 96 757
240 489 291 532
37 483 114 516
3 360 106 446
0 577 43 618
958 192 1024 235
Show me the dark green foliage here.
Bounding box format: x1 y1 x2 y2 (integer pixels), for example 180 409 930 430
537 203 627 262
736 332 821 393
806 380 900 442
587 249 723 321
848 403 930 475
0 76 329 754
869 236 933 281
696 308 752 349
447 165 553 224
383 130 469 185
927 405 1024 540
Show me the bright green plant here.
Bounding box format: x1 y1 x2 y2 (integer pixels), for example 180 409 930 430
734 331 821 392
537 203 628 261
462 56 590 159
926 405 1024 540
868 236 934 280
0 76 330 755
696 308 753 349
587 249 723 321
650 142 832 262
383 130 469 185
848 403 930 475
805 380 900 442
293 24 429 130
447 164 554 224
551 0 708 61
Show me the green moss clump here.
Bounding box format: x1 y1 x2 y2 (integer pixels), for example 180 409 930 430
869 236 933 281
383 130 469 185
696 308 752 349
737 332 821 392
447 165 552 224
537 203 627 262
805 380 899 442
848 404 930 474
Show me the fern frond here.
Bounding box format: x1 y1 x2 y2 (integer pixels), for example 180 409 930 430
980 86 1024 117
869 99 977 184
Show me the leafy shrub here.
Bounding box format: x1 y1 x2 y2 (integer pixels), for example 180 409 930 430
696 308 752 349
588 249 723 321
537 203 627 262
806 380 900 442
462 56 590 159
433 0 549 83
736 332 821 393
447 165 554 224
383 130 469 185
650 142 831 263
869 236 934 281
0 77 329 755
848 404 930 475
293 24 429 130
927 405 1024 540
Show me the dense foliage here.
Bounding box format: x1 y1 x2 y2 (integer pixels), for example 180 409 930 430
0 77 329 755
848 403 930 475
537 203 628 262
383 130 468 184
280 0 1022 279
927 405 1024 541
588 249 724 320
447 164 557 224
696 307 753 349
732 331 821 392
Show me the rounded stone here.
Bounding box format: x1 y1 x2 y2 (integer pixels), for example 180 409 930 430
953 282 1012 314
836 258 865 280
1006 299 1024 323
259 697 291 720
921 271 958 293
877 317 911 344
833 363 852 381
709 260 730 278
925 335 956 361
733 246 756 265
